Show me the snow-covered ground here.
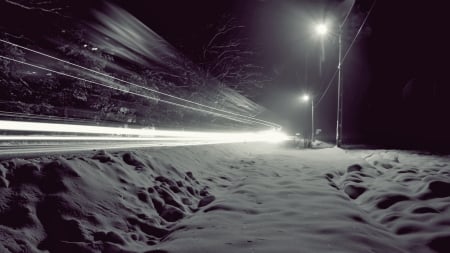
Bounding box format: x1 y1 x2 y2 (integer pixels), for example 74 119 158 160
0 143 449 253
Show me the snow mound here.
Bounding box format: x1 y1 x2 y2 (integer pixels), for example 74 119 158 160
1 145 450 253
331 150 450 253
0 148 216 253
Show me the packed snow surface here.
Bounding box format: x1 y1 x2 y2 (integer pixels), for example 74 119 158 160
0 143 449 253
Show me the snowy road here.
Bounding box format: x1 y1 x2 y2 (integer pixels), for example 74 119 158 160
156 145 408 253
155 144 450 253
1 143 449 252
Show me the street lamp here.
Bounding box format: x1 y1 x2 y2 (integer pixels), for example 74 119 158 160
298 22 327 147
297 23 327 148
303 15 350 147
336 25 343 147
318 2 355 147
301 94 310 102
300 93 314 147
313 21 343 147
315 23 329 37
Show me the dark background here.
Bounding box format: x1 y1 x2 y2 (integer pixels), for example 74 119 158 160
118 0 450 148
1 0 449 148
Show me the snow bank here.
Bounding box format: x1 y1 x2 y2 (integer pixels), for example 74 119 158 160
341 149 450 253
0 144 449 253
0 145 229 253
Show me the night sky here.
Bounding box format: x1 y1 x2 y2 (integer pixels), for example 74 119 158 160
2 0 449 147
115 0 450 147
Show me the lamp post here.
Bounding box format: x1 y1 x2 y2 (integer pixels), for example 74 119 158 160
336 26 343 147
313 21 344 147
299 23 327 147
305 17 349 147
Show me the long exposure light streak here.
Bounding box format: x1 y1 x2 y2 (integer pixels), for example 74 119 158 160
0 136 211 141
0 55 275 128
0 39 279 128
0 120 289 143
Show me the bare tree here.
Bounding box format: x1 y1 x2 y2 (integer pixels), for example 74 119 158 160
201 16 273 100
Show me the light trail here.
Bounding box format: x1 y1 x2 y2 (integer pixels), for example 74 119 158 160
0 140 246 157
0 120 289 142
0 39 280 128
0 55 275 128
0 136 213 141
0 120 289 156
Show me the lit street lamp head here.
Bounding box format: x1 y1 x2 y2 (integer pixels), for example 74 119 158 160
315 23 328 36
301 94 310 102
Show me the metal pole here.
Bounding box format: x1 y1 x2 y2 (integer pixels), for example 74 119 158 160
304 48 308 147
304 49 308 87
311 98 314 144
336 27 343 147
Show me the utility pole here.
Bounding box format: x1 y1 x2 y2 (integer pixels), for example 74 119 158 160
311 97 314 144
336 27 343 147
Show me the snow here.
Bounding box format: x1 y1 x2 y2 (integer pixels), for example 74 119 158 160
0 143 449 253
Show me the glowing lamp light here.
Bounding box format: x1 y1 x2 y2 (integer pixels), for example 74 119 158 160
315 23 328 36
301 94 310 102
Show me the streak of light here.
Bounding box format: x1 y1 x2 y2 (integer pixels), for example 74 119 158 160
0 55 274 128
0 136 207 141
0 120 289 143
0 39 280 128
0 140 254 156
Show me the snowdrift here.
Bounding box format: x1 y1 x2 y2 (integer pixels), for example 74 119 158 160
0 144 449 253
0 145 225 253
